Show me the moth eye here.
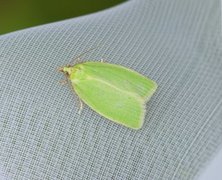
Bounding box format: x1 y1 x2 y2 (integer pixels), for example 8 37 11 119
65 72 69 77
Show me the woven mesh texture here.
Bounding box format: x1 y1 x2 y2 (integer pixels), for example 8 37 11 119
0 0 221 179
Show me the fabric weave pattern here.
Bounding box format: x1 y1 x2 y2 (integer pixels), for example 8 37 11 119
0 0 221 179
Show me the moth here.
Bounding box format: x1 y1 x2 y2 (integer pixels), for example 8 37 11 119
59 53 157 129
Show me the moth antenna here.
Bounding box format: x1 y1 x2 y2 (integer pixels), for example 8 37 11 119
70 45 101 65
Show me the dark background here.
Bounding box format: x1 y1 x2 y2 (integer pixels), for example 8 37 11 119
0 0 126 35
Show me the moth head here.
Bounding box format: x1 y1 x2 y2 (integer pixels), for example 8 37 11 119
58 65 72 78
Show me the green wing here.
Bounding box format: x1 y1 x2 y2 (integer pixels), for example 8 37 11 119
71 62 157 129
79 62 157 100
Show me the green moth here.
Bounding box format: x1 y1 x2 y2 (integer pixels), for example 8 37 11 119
59 61 157 130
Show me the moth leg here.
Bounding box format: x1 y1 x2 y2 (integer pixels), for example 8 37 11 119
57 67 63 72
78 98 84 115
59 79 68 85
76 57 81 64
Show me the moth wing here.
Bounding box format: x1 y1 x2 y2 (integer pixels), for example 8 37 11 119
73 78 145 129
81 62 157 101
